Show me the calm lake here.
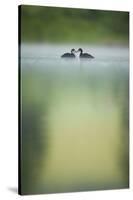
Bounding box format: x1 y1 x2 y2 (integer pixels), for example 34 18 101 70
20 44 129 194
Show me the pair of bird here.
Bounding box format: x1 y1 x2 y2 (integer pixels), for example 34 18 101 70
61 48 94 59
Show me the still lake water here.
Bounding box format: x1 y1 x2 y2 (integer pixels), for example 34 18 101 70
20 44 129 194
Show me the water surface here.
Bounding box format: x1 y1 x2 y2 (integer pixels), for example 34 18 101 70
20 44 129 194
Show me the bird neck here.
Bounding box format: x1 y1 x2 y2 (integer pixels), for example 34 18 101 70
80 50 83 55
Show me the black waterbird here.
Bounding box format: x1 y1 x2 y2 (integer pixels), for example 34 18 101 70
77 48 94 59
61 49 76 58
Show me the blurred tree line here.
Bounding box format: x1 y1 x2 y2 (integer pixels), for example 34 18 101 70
20 5 129 44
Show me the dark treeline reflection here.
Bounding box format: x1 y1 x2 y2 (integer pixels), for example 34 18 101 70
21 68 52 193
20 59 129 194
21 104 50 193
20 5 129 44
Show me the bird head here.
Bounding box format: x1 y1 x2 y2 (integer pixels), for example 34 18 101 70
71 48 76 53
77 48 83 53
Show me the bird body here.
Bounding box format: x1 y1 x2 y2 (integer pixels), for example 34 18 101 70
61 53 75 58
80 53 94 58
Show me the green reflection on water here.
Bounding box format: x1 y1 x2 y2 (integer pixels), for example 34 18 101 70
20 60 129 194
